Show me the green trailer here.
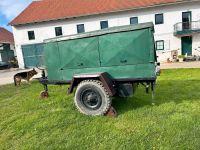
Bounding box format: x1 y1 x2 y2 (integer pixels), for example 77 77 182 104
39 22 160 116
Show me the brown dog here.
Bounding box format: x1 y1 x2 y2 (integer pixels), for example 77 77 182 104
14 68 37 86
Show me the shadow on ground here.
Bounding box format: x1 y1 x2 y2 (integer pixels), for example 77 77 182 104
112 79 200 115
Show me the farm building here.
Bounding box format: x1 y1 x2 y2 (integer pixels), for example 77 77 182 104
10 0 200 68
0 27 15 63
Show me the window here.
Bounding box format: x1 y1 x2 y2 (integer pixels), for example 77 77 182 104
156 40 164 50
182 11 192 30
77 24 85 33
182 11 191 23
55 27 63 36
28 31 35 40
100 21 109 29
155 13 164 25
130 17 138 25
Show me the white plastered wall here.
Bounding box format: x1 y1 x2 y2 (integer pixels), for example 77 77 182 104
12 1 200 68
193 34 200 56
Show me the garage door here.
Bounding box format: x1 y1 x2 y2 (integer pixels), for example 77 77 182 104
22 43 45 68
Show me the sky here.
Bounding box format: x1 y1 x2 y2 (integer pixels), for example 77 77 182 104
0 0 32 32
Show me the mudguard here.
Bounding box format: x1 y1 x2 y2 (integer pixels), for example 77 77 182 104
68 72 116 97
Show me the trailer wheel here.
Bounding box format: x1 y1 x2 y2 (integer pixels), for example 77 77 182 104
74 80 111 116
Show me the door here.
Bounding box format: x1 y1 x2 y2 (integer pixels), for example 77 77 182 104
22 43 45 68
182 11 191 30
181 36 192 55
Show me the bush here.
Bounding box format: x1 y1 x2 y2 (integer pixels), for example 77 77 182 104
178 55 185 59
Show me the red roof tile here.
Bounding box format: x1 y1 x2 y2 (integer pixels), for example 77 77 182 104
10 0 185 26
0 27 14 44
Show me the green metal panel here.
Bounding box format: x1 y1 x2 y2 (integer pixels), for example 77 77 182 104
1 51 8 62
0 44 14 62
181 36 192 55
22 45 37 67
3 44 10 51
99 29 151 67
35 44 45 67
61 64 155 81
58 37 100 70
45 42 62 80
22 43 45 68
0 50 14 62
44 23 156 81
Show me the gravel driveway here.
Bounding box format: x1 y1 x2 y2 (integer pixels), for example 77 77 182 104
0 68 42 85
0 61 199 85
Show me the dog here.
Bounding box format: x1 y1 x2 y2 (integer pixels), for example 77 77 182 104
14 68 38 86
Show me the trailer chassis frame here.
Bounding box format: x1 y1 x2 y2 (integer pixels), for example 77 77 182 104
39 71 156 116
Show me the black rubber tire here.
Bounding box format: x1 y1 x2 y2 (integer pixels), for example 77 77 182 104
74 80 111 116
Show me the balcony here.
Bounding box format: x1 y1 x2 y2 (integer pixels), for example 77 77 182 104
174 21 200 36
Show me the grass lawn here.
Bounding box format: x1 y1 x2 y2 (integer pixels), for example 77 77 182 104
0 69 200 149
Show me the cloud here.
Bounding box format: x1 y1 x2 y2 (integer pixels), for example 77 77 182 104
0 0 32 20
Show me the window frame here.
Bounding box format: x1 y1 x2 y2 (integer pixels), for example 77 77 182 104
156 40 164 50
55 26 63 36
77 24 85 33
155 13 164 25
130 17 138 25
182 11 192 23
28 31 35 40
100 20 109 29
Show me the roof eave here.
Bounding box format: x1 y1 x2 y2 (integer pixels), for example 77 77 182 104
10 0 198 26
0 41 14 44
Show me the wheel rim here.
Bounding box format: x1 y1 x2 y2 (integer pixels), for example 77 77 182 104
80 88 102 110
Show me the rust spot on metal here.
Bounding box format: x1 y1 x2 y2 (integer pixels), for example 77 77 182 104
105 106 118 117
40 91 49 99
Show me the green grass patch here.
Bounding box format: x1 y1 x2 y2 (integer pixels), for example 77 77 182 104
0 69 200 149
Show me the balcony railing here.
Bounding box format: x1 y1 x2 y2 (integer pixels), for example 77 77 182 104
174 21 200 36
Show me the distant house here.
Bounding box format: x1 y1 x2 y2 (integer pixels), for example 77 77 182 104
10 0 200 68
0 27 15 62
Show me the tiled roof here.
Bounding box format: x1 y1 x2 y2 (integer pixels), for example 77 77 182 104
0 27 14 44
10 0 186 26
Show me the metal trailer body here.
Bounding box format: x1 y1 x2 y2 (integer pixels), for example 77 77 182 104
44 22 157 82
40 22 159 116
